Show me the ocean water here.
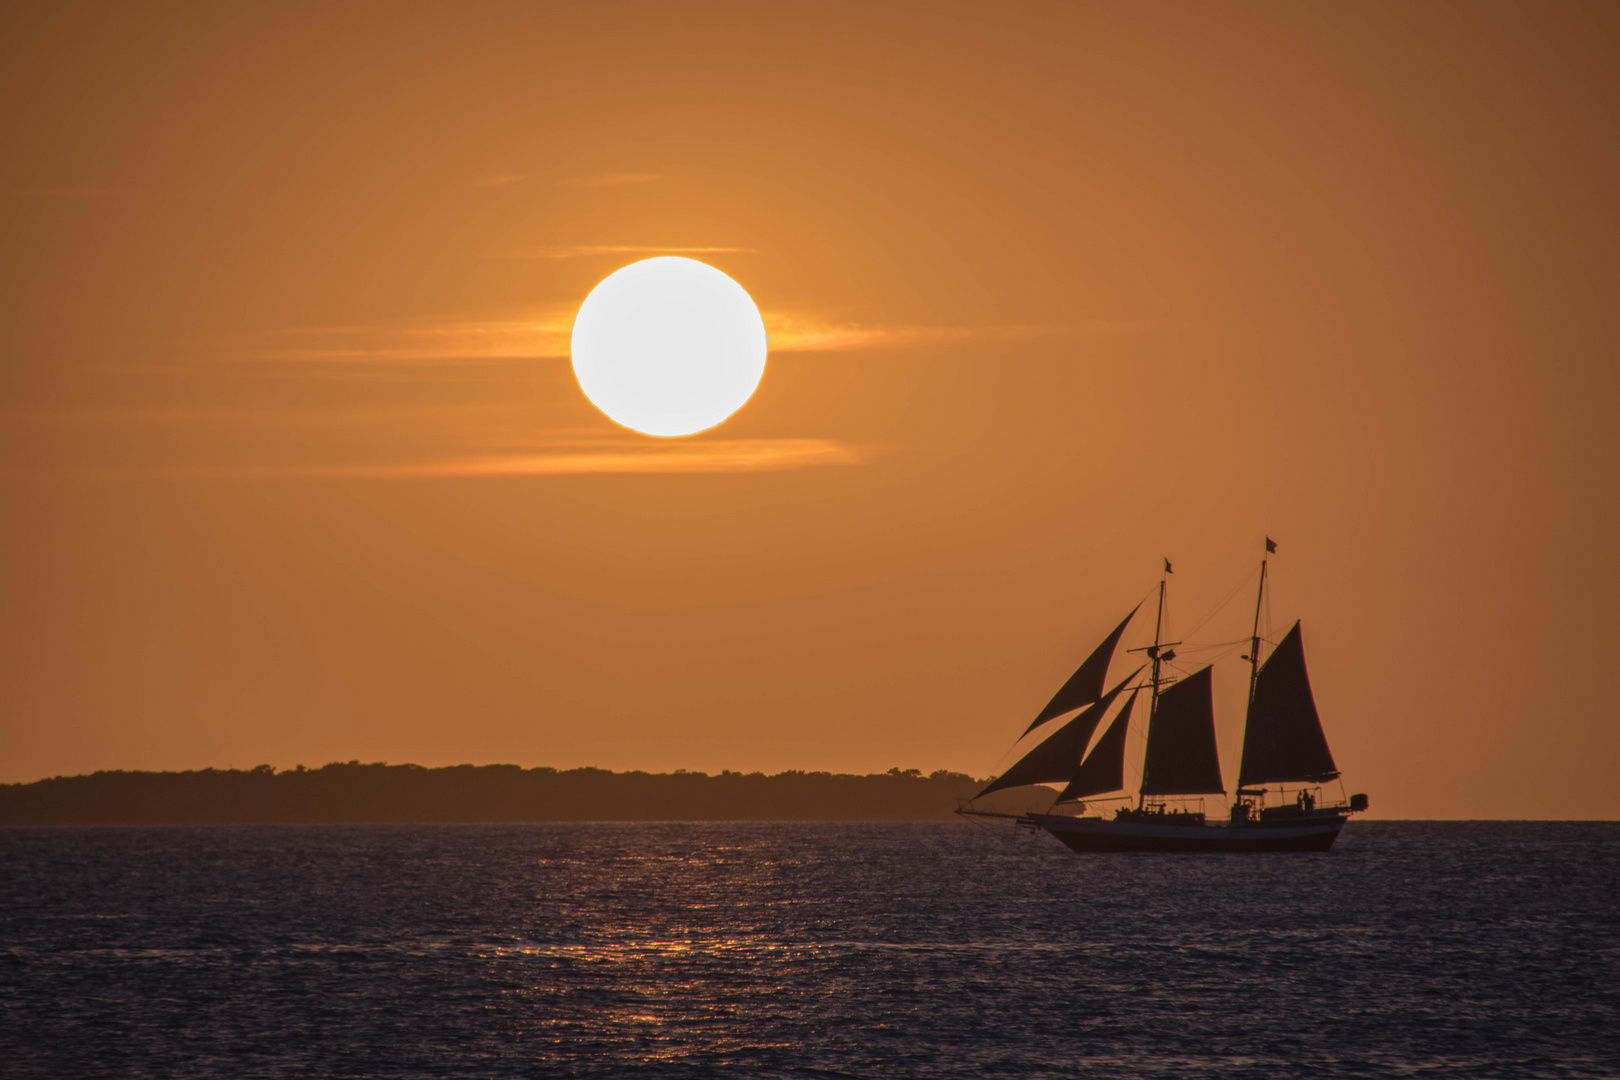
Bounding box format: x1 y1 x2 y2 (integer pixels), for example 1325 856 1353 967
1 822 1615 1079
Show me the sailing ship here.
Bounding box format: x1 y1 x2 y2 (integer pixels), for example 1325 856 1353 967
960 542 1368 852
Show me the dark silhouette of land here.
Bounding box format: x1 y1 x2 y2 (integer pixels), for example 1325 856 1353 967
0 763 1057 825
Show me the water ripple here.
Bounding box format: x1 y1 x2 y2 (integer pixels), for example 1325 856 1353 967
1 821 1615 1078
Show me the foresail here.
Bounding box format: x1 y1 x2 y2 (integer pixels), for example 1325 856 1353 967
1238 621 1339 787
1023 604 1140 736
1139 666 1225 796
1055 689 1137 803
979 668 1142 799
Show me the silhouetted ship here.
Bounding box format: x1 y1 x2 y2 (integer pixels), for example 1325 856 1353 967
960 542 1367 852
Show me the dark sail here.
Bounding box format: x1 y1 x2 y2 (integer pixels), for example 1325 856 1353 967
1023 604 1140 735
1055 689 1137 803
979 669 1141 799
1139 666 1224 795
1238 621 1339 787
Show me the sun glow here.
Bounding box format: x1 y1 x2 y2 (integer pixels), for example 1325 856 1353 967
570 257 768 437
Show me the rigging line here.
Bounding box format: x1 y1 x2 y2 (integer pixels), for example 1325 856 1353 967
1200 646 1249 671
1264 575 1274 644
989 578 1181 778
1174 643 1246 664
995 582 1159 763
1181 563 1262 642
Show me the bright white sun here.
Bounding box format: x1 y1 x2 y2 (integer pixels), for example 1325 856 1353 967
570 256 767 437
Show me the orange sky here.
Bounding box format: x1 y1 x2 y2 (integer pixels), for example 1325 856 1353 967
3 2 1616 818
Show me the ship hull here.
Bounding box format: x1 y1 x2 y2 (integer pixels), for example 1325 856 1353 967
1029 812 1346 853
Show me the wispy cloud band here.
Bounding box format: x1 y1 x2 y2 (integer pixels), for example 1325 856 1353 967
347 438 859 476
763 316 1056 353
85 439 861 480
240 310 1056 369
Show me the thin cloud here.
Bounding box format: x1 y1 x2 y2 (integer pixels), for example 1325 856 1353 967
117 440 861 480
516 245 754 261
764 314 1058 353
0 402 541 432
245 310 577 365
354 439 860 477
555 172 662 188
238 310 1070 370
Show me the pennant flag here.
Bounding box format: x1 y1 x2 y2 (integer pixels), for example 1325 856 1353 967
1265 537 1277 554
1163 558 1173 574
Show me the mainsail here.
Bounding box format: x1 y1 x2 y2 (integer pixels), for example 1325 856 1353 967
1139 665 1224 795
1055 689 1137 803
1238 621 1339 787
1022 604 1140 735
979 669 1141 798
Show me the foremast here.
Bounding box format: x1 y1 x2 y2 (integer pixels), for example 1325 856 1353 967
1137 562 1174 811
1128 560 1223 817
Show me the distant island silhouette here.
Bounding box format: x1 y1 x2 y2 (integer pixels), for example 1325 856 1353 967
0 763 1057 825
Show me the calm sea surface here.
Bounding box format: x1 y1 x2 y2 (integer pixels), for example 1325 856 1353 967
1 822 1616 1079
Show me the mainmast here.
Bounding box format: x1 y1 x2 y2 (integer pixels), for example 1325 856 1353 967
1149 574 1166 720
1246 542 1271 707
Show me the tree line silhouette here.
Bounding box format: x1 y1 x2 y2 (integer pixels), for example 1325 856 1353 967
0 762 1054 825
